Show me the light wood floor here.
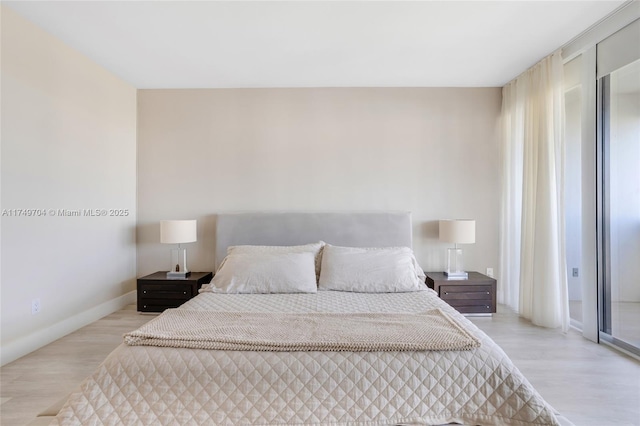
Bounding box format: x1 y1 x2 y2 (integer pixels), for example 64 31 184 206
570 300 640 348
1 304 639 425
0 305 152 426
472 306 640 425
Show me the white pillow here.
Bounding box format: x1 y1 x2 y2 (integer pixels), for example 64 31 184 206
223 241 325 279
211 251 318 294
318 245 426 293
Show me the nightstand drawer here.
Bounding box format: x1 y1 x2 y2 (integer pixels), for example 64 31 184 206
440 285 492 301
139 284 193 299
451 303 494 314
139 299 186 312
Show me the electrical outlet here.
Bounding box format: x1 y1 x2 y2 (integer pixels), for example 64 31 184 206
32 298 41 315
486 267 494 278
572 268 579 278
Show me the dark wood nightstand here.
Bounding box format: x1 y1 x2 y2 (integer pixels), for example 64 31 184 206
137 271 213 313
425 271 497 314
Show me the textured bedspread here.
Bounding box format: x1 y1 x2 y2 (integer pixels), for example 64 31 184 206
53 290 561 425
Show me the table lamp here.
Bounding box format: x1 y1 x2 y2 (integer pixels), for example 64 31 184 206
160 219 197 279
439 219 475 279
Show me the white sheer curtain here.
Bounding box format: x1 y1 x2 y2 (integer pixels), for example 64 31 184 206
499 51 570 331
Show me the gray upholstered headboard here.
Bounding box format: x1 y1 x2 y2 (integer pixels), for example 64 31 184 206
215 211 412 268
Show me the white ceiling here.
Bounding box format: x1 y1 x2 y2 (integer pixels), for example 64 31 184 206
4 1 627 89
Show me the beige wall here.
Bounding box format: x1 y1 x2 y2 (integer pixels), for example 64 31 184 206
137 88 501 276
1 7 137 365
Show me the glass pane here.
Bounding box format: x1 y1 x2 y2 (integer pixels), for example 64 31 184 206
604 58 640 349
564 56 583 327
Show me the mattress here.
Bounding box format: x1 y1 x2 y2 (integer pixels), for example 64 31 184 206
53 289 562 425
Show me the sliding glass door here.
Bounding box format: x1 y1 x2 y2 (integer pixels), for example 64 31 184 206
564 56 584 329
598 54 640 355
597 19 640 355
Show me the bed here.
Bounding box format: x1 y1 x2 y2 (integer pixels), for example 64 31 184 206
53 212 567 425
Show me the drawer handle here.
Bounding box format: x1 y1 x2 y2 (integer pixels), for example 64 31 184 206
183 291 187 295
143 290 147 294
143 305 147 308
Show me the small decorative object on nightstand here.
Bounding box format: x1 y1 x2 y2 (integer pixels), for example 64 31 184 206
160 219 197 279
439 219 475 279
137 271 213 313
425 271 496 314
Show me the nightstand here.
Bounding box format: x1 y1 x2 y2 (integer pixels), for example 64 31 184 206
137 271 213 313
425 271 497 314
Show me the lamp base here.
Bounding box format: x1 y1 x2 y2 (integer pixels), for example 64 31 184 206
168 247 190 278
445 247 467 280
166 271 191 279
444 271 468 280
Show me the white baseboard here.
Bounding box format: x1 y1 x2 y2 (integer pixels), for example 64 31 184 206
0 290 137 366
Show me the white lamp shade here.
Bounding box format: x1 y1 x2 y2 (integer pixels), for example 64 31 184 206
439 220 476 244
160 220 197 244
